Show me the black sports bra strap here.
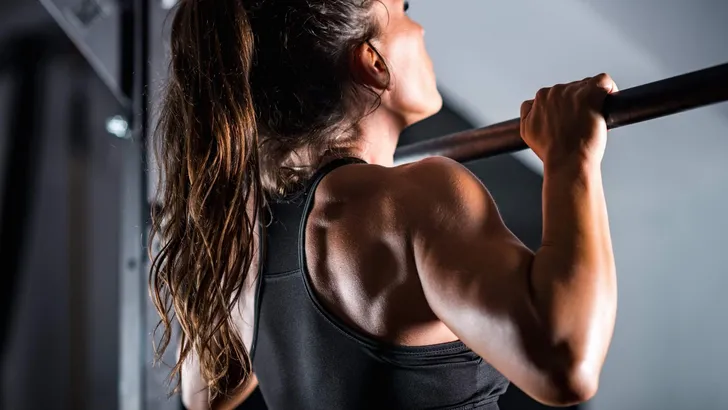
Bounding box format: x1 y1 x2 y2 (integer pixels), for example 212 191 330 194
303 157 367 198
298 156 366 270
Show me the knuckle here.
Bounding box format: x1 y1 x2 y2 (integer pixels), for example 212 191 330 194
593 72 613 85
536 87 550 99
521 102 531 116
551 83 566 93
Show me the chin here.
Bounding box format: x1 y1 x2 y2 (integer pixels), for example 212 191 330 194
432 92 444 113
409 93 444 125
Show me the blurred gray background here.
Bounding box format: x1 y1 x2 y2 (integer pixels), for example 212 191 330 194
0 1 726 409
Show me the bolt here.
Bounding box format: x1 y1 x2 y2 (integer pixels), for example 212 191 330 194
106 115 130 139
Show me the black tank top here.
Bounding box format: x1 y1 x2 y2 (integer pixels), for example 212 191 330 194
250 158 510 409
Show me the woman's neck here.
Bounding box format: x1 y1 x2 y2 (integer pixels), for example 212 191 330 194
286 110 405 170
347 108 404 167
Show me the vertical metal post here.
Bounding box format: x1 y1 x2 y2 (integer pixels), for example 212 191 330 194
0 37 44 373
118 0 149 409
68 56 91 410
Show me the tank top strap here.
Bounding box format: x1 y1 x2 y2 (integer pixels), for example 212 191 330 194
297 156 366 270
303 157 367 198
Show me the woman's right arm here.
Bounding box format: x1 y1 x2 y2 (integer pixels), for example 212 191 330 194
404 75 618 407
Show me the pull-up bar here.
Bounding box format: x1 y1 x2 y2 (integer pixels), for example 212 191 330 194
394 63 728 165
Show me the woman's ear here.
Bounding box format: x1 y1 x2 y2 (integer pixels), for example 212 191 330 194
351 42 391 90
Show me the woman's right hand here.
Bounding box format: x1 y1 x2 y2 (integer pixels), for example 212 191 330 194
519 74 618 171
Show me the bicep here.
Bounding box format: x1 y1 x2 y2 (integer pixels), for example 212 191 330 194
405 158 557 400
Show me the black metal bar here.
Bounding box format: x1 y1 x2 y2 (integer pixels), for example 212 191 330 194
394 63 728 165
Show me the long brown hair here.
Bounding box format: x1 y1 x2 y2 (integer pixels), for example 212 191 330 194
149 0 385 400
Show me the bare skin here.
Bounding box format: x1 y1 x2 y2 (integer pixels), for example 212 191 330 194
181 0 618 408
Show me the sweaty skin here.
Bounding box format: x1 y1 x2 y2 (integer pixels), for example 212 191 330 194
180 0 618 408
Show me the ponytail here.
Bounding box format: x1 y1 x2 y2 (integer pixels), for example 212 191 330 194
150 0 385 400
149 0 261 399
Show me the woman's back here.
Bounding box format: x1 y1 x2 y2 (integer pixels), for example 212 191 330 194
251 158 509 409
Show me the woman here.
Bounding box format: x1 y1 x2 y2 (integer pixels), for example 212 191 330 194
150 0 618 409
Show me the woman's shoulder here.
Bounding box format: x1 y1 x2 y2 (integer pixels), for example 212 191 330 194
304 157 485 346
315 156 485 224
321 156 475 199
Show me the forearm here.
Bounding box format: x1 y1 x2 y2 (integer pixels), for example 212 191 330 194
530 160 617 374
